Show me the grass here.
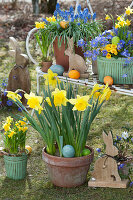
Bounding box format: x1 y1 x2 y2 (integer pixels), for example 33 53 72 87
0 40 133 200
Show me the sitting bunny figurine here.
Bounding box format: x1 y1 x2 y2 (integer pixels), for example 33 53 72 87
88 131 129 188
7 37 31 104
63 37 89 78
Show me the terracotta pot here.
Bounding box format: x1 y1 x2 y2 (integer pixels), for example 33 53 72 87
41 61 52 73
53 37 84 72
42 146 94 187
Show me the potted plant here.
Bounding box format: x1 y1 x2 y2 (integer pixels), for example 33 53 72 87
1 116 28 180
35 3 102 71
35 21 53 72
7 69 111 187
78 6 133 84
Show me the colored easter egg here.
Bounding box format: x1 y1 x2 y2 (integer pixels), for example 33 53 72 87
50 64 64 76
112 36 120 45
25 145 32 154
82 149 91 156
62 145 75 158
46 145 56 155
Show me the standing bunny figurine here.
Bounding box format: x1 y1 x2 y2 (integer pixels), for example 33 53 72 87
63 37 89 78
88 131 129 188
7 37 31 104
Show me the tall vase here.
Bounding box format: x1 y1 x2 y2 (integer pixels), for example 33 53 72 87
53 37 84 72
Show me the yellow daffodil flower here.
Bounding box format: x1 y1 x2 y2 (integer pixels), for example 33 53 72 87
19 120 26 126
106 53 111 59
3 123 11 131
125 19 131 26
7 91 22 102
24 92 43 114
52 88 68 107
35 22 45 29
6 116 13 124
8 131 15 138
46 16 56 22
99 85 111 104
115 23 120 29
45 97 52 107
90 84 104 98
43 69 61 88
22 127 28 132
125 6 133 16
105 15 110 20
69 95 91 111
119 20 125 27
117 16 123 21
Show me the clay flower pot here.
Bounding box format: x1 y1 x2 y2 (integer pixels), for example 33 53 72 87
53 37 84 72
118 157 133 176
41 61 52 73
42 146 94 187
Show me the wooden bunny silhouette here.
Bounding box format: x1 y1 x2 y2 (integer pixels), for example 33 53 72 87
88 131 129 188
63 37 89 78
7 37 31 104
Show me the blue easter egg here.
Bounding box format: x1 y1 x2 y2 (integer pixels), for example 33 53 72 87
62 145 75 158
50 64 64 76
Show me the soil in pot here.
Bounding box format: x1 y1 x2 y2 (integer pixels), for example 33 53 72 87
42 146 94 188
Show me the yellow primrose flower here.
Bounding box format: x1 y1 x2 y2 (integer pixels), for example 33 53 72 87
45 97 52 107
105 45 111 52
52 88 68 107
6 116 13 124
24 92 43 114
111 44 117 49
115 23 120 29
69 95 91 111
7 91 22 102
43 69 61 88
8 131 15 138
3 123 10 131
106 53 111 59
110 48 118 55
105 15 110 20
125 19 131 26
125 6 133 16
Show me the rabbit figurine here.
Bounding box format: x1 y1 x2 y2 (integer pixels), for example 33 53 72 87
91 131 121 182
64 37 89 78
7 37 31 104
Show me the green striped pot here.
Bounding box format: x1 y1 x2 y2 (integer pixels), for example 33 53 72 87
4 154 27 180
97 57 133 84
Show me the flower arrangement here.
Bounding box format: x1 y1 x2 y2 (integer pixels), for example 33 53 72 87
7 69 111 157
78 7 133 65
35 3 102 56
2 116 28 154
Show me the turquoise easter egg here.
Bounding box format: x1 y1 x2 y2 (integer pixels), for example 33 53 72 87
50 64 64 76
62 145 75 158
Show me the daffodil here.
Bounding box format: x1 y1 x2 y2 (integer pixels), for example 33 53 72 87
52 88 68 107
90 84 104 98
19 120 26 126
35 22 45 29
125 19 131 26
22 127 28 132
45 97 52 107
125 6 133 16
8 131 15 138
119 20 125 27
6 116 13 124
106 53 111 59
3 123 11 131
115 23 120 29
69 95 91 111
7 91 22 102
105 15 110 20
99 85 111 104
24 92 43 114
43 69 61 88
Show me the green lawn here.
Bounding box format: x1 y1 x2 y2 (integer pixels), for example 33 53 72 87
0 39 133 200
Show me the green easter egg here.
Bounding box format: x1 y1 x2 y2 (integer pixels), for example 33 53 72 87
82 149 91 156
112 36 120 45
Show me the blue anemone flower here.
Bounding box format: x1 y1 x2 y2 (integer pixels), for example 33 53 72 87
77 39 85 47
96 148 101 153
91 39 98 48
102 50 108 56
2 83 7 87
83 50 92 58
6 100 13 106
92 54 97 61
116 136 121 141
121 49 130 57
